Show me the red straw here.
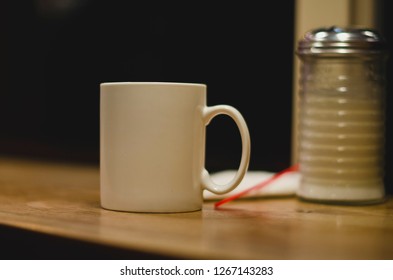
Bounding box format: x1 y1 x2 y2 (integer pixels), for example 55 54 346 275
214 164 299 208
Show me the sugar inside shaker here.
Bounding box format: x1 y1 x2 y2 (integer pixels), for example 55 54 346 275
296 26 388 204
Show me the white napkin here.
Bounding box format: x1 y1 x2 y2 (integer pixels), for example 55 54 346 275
203 169 301 201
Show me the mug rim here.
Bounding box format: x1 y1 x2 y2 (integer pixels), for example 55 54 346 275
100 82 206 88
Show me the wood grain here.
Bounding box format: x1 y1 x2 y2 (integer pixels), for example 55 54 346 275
0 157 392 259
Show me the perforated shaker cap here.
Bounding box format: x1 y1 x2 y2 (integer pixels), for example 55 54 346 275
297 26 388 56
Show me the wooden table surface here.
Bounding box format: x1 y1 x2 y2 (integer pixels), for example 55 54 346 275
0 156 392 260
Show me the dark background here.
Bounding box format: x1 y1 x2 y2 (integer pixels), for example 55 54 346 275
0 0 295 171
1 0 393 194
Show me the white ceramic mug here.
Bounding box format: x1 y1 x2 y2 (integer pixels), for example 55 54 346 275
100 82 251 213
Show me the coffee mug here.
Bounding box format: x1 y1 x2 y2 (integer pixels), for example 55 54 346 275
100 82 251 212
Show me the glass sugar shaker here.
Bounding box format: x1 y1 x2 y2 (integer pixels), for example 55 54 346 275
296 26 388 204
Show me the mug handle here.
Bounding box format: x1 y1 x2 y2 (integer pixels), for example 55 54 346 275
201 105 251 194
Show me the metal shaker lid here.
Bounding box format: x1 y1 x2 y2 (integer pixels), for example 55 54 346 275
297 26 387 56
